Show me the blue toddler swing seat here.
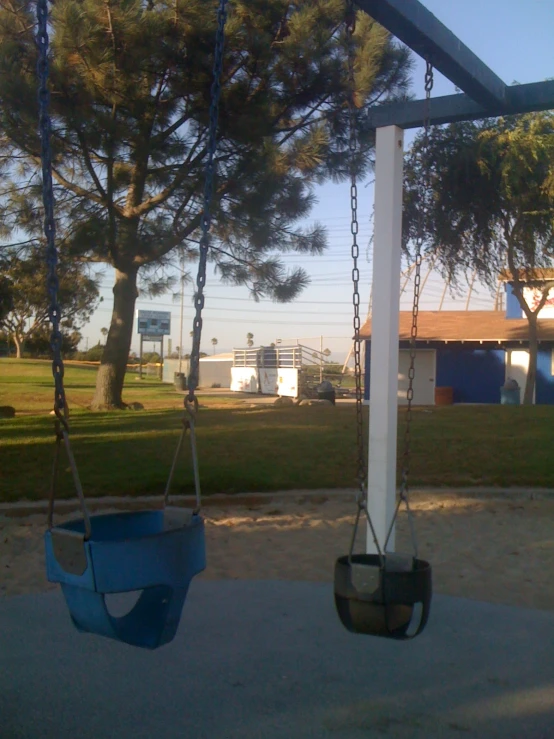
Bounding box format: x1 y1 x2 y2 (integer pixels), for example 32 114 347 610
45 505 206 649
37 0 228 648
44 392 207 650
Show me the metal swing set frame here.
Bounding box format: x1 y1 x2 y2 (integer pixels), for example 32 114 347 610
334 0 554 639
37 0 554 648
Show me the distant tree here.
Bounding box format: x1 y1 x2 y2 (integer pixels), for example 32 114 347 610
100 328 109 340
211 338 218 354
0 261 13 324
323 348 332 357
142 351 161 364
403 113 554 404
80 344 105 362
25 328 82 358
246 332 254 348
0 0 413 409
0 251 100 359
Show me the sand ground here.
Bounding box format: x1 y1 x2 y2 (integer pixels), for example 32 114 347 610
1 491 553 612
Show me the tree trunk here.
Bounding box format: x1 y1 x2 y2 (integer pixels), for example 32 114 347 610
91 267 138 409
13 333 22 359
524 317 538 406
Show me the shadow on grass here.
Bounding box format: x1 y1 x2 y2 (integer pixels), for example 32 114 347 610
1 409 353 502
3 404 554 503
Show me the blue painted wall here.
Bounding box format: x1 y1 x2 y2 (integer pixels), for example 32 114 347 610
364 341 554 404
436 348 506 403
536 348 554 404
505 284 523 318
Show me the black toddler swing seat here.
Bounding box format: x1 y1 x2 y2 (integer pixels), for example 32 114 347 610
334 552 432 639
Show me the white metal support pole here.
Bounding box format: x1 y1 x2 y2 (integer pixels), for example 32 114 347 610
367 126 404 554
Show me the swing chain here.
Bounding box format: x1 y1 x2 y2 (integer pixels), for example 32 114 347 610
37 0 66 422
346 7 365 505
166 0 227 511
392 60 434 555
345 7 384 565
187 0 228 404
37 0 91 536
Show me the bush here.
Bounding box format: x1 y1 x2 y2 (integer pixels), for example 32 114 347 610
75 343 104 362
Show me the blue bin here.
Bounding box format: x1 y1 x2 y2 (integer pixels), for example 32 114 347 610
500 387 520 405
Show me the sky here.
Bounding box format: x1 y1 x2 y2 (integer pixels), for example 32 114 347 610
84 0 554 362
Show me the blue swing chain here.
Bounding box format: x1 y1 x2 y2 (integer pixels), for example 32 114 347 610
164 0 228 510
37 0 91 536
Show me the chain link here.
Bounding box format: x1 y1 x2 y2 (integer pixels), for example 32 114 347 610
37 0 66 419
37 0 90 536
187 0 228 403
346 9 365 502
345 8 384 564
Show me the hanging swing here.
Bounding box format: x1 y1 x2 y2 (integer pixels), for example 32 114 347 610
333 11 433 640
38 0 229 649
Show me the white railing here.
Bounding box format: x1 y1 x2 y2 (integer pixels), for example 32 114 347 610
233 344 328 369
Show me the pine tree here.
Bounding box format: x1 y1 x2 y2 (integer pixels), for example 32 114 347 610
0 0 412 407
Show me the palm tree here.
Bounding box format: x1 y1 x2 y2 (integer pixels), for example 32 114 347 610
211 338 218 354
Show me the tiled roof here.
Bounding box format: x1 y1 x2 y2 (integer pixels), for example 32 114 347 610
360 311 554 342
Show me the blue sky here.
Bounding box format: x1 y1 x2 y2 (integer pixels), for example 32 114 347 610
87 0 554 360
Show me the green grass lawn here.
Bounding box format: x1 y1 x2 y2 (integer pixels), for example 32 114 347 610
1 358 554 503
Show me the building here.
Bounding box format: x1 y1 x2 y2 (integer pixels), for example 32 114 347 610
162 353 233 388
361 282 554 405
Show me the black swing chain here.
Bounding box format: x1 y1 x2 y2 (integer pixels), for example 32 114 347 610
37 0 90 535
186 0 228 411
345 8 365 501
163 0 228 511
388 61 434 555
345 9 384 562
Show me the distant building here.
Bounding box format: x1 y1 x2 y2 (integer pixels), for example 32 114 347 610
162 353 233 388
361 279 554 405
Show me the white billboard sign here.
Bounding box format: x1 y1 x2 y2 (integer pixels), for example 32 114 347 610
137 310 171 336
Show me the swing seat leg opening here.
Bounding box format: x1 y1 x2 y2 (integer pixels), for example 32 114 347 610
60 584 191 649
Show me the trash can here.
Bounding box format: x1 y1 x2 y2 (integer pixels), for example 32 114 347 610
317 379 336 405
435 386 454 406
500 377 520 405
174 372 187 391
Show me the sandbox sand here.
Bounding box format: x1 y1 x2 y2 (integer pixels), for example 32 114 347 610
1 492 554 612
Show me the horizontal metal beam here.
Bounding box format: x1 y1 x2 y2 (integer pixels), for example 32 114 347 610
366 80 554 129
355 0 507 108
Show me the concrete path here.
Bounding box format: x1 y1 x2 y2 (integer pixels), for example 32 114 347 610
1 581 553 739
